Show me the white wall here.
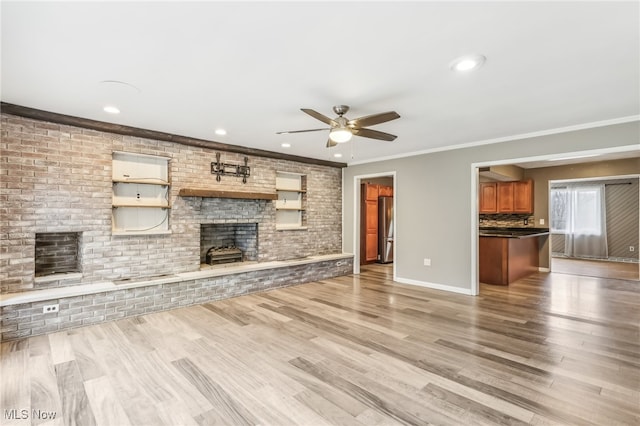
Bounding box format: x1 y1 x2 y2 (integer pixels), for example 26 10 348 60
343 121 640 294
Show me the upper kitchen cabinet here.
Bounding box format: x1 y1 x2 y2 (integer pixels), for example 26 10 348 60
512 180 534 213
378 185 393 197
479 180 533 214
497 182 515 212
479 182 498 213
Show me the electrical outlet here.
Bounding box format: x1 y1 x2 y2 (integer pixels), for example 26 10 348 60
539 219 545 225
42 304 59 314
423 258 431 266
631 246 635 252
523 218 528 226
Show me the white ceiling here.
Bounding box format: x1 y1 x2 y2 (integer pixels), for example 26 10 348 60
2 1 639 165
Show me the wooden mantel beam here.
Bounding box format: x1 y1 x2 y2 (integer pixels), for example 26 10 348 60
178 188 277 200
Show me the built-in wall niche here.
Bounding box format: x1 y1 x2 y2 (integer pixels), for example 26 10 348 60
275 171 307 230
35 232 81 276
200 223 258 265
112 152 171 235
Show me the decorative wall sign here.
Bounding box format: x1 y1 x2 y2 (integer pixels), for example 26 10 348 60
211 153 250 183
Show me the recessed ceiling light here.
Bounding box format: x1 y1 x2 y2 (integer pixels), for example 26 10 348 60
103 105 120 114
215 129 227 136
281 143 291 148
450 54 486 72
333 153 343 158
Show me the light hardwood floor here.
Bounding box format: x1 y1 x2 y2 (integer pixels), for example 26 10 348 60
2 264 639 425
552 256 640 281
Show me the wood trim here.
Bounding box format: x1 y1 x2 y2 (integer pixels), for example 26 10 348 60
1 102 347 168
178 188 277 200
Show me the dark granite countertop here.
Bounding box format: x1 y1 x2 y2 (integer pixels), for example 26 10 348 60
479 227 550 238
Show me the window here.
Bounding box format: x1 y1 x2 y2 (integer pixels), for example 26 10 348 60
572 187 602 235
550 188 568 233
551 185 605 236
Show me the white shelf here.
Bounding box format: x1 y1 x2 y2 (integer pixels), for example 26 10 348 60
275 188 306 193
113 178 169 185
275 172 306 229
112 203 170 208
112 230 172 236
112 152 170 234
276 225 308 231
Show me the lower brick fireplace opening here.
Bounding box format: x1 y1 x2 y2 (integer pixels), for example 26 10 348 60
35 232 81 276
200 223 258 266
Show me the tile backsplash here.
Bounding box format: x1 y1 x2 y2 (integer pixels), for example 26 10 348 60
479 214 535 228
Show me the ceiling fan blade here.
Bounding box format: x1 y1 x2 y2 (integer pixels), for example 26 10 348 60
348 111 400 128
301 108 337 126
326 138 338 148
352 128 397 141
276 128 328 134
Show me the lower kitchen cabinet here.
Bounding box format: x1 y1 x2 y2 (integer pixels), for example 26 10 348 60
479 236 539 285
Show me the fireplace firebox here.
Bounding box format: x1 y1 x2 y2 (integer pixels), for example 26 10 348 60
200 223 257 265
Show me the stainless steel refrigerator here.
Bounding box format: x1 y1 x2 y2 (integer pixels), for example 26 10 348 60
378 196 394 263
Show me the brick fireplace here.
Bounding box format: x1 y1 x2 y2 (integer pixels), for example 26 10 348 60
0 112 350 342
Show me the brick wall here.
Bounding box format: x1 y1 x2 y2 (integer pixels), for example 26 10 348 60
0 113 344 293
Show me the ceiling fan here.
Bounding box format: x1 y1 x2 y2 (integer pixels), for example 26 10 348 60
277 105 400 147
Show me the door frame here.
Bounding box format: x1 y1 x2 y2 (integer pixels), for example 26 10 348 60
352 171 397 278
548 174 640 280
470 145 639 295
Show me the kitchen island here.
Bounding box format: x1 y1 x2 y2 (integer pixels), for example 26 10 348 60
479 228 549 285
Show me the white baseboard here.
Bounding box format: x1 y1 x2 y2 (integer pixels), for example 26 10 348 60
539 267 550 272
394 276 474 295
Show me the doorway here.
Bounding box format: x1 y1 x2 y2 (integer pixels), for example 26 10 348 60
353 172 396 280
548 176 639 281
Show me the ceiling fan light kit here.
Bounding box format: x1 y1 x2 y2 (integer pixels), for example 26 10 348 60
277 104 400 148
329 128 352 143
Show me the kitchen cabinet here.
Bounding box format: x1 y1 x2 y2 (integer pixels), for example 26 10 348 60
513 180 534 213
361 183 379 263
479 235 539 285
360 183 393 264
378 185 393 197
112 151 170 235
479 180 533 214
479 183 498 213
275 171 306 230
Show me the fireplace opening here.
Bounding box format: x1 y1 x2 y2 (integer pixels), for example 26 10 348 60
200 223 257 266
35 232 81 276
